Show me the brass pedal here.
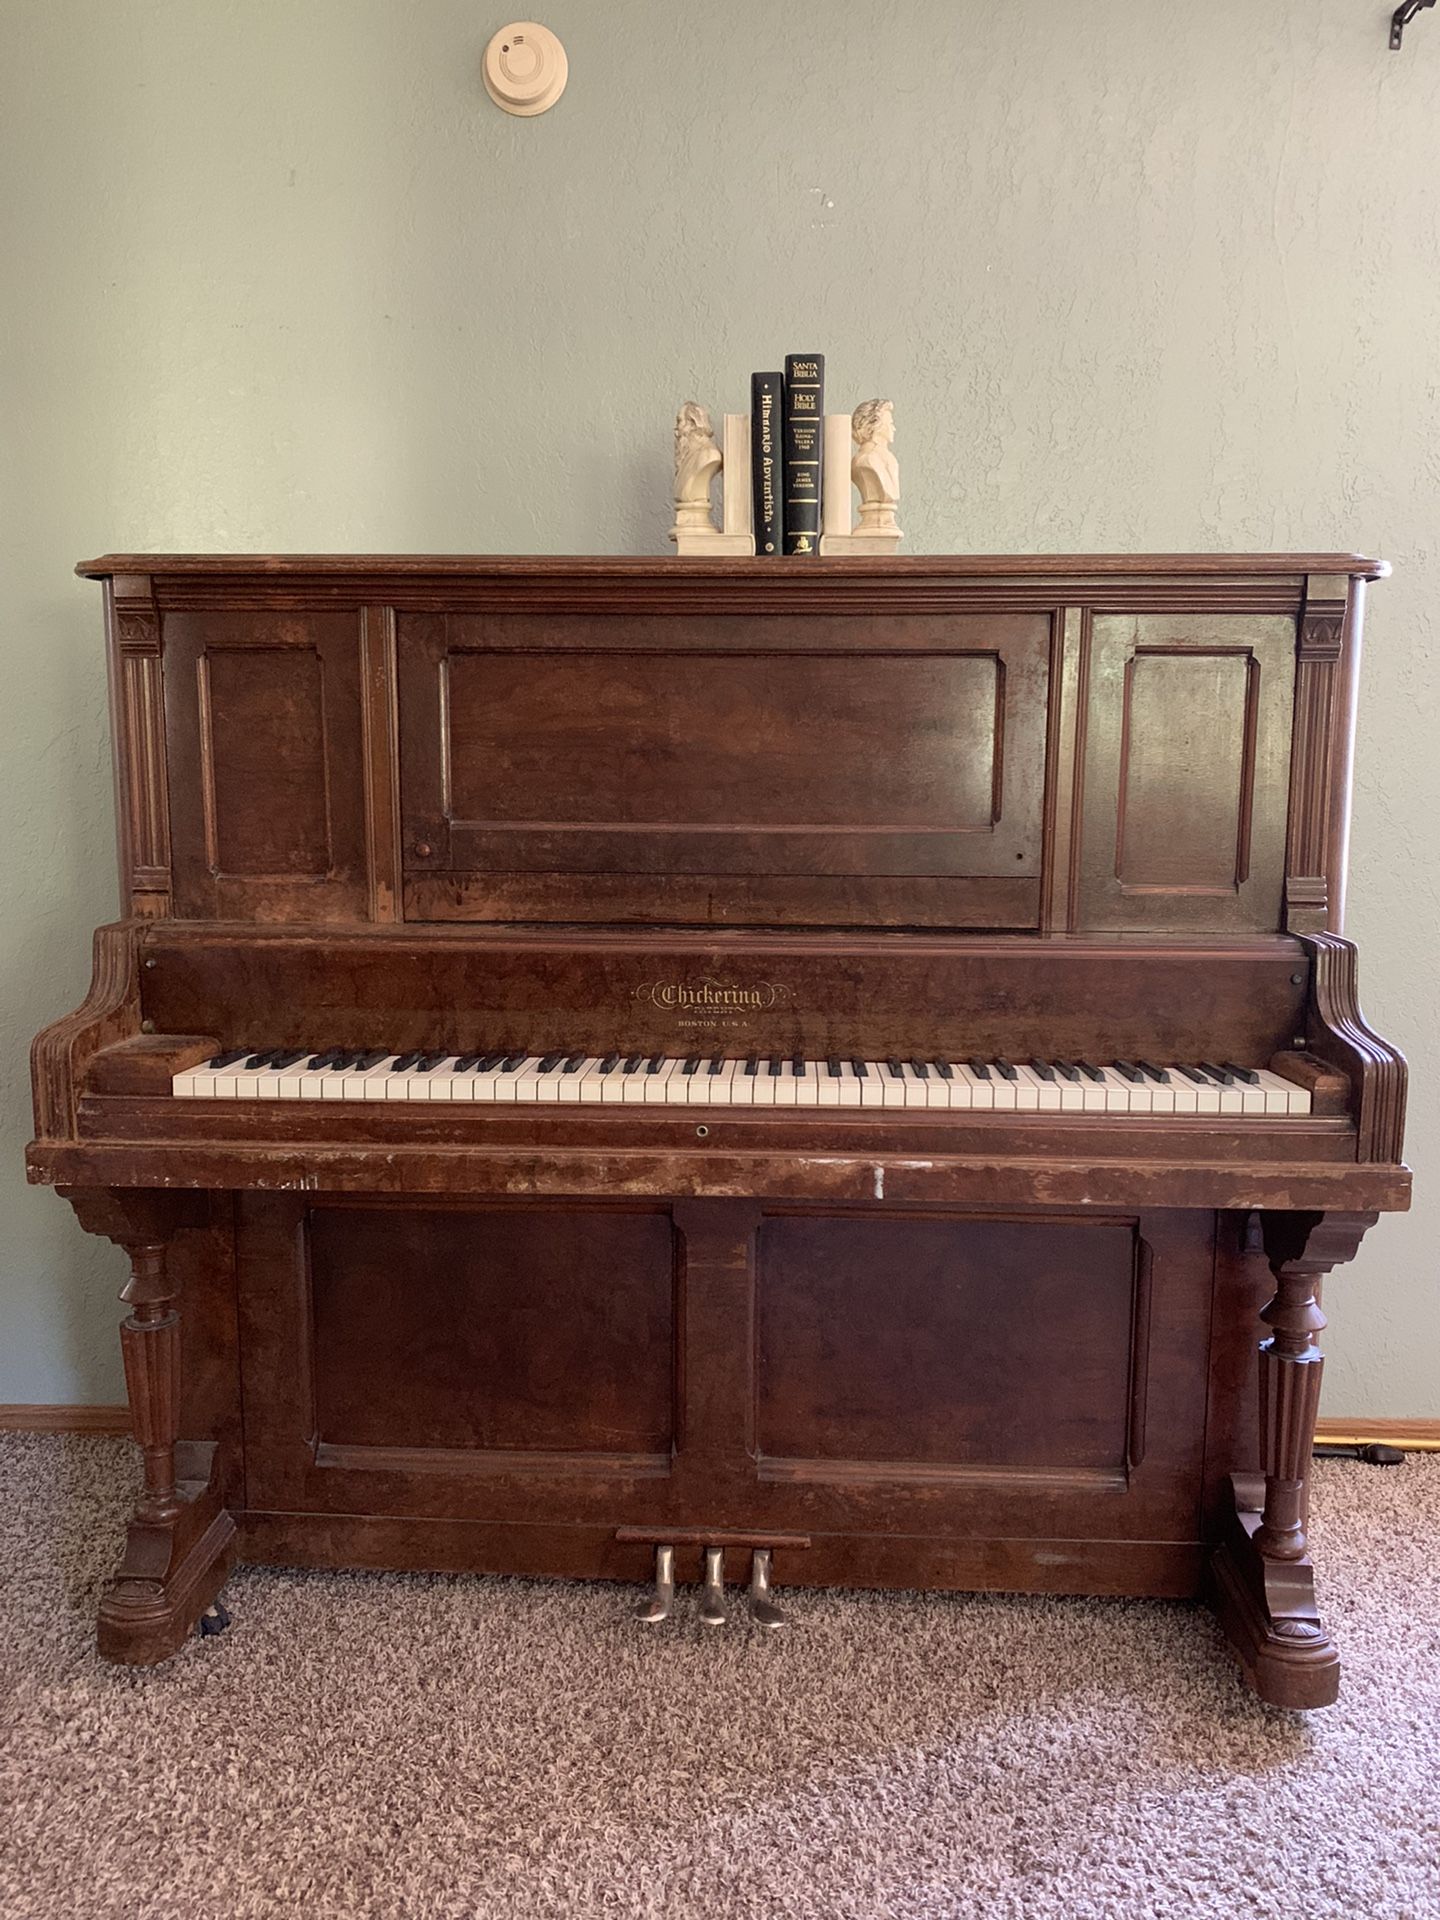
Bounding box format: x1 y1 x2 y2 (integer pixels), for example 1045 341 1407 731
747 1548 787 1629
698 1545 728 1627
633 1543 675 1624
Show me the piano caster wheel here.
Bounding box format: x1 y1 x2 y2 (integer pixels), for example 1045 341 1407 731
748 1549 788 1630
698 1546 728 1628
633 1544 675 1625
198 1600 232 1639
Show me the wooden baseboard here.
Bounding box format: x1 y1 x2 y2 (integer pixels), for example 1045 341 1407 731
0 1404 131 1434
2 1407 1437 1449
1313 1417 1440 1452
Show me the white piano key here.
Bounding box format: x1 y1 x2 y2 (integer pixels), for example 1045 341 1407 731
954 1064 993 1111
1256 1067 1311 1115
575 1061 610 1103
748 1065 777 1108
263 1060 314 1100
998 1068 1037 1112
1165 1071 1200 1116
1014 1065 1061 1112
1142 1073 1177 1115
510 1057 551 1103
641 1059 678 1104
792 1062 821 1108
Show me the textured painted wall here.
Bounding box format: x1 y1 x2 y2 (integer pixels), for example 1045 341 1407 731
0 0 1435 1412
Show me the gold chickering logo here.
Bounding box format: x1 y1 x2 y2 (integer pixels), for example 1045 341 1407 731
634 980 788 1013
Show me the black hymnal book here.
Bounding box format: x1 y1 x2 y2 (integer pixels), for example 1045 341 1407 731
750 372 783 557
782 353 824 555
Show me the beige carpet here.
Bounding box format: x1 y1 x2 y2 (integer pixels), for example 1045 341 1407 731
1 1436 1437 1920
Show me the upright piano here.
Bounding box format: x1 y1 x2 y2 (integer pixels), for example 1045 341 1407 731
29 554 1410 1707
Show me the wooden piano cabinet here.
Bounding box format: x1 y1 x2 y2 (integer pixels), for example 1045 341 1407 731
52 1185 1378 1704
229 1197 1221 1570
32 555 1409 1709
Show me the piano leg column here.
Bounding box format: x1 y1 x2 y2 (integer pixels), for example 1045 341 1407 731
60 1188 237 1665
1209 1209 1378 1710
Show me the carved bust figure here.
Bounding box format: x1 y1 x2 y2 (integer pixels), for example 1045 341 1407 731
851 398 899 531
673 401 723 527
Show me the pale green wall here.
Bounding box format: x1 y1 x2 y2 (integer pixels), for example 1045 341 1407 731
1 0 1435 1413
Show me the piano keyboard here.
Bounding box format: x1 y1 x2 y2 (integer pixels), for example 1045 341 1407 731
173 1051 1313 1115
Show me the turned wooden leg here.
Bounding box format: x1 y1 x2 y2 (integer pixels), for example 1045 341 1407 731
59 1188 236 1664
1209 1209 1377 1710
119 1242 183 1525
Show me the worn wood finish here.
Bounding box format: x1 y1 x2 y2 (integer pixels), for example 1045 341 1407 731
30 554 1411 1709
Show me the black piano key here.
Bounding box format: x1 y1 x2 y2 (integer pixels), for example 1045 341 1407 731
790 1055 805 1076
1199 1061 1235 1085
267 1049 307 1071
683 1056 700 1076
474 1053 504 1072
1175 1064 1207 1083
500 1053 528 1072
623 1054 645 1073
1223 1062 1261 1085
1133 1059 1170 1084
995 1058 1019 1082
932 1060 955 1080
851 1059 868 1079
745 1056 759 1077
562 1052 587 1072
208 1048 250 1069
1075 1060 1105 1083
768 1056 782 1077
968 1058 992 1081
244 1050 278 1070
645 1054 665 1074
1112 1060 1143 1084
827 1057 842 1078
416 1053 448 1072
1029 1059 1056 1082
708 1054 724 1073
537 1053 564 1072
1052 1059 1081 1082
885 1057 905 1080
598 1053 620 1073
453 1054 482 1072
391 1051 422 1073
908 1059 930 1079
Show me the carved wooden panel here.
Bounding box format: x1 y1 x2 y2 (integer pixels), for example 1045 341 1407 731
108 578 172 916
1075 615 1296 932
1284 575 1355 934
161 612 369 921
398 611 1052 928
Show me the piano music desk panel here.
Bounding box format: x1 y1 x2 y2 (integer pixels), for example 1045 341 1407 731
35 556 1410 1709
399 610 1050 929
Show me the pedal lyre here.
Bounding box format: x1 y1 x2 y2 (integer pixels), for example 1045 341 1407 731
634 1543 675 1624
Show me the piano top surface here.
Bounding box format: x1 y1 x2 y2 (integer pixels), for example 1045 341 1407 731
76 551 1390 581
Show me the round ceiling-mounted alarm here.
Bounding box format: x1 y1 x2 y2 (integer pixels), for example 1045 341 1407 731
483 23 568 116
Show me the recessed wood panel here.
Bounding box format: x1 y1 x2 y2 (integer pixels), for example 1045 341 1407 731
757 1213 1139 1470
1076 614 1295 932
442 651 1004 833
307 1205 675 1454
161 611 369 920
201 647 331 875
400 611 1051 928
